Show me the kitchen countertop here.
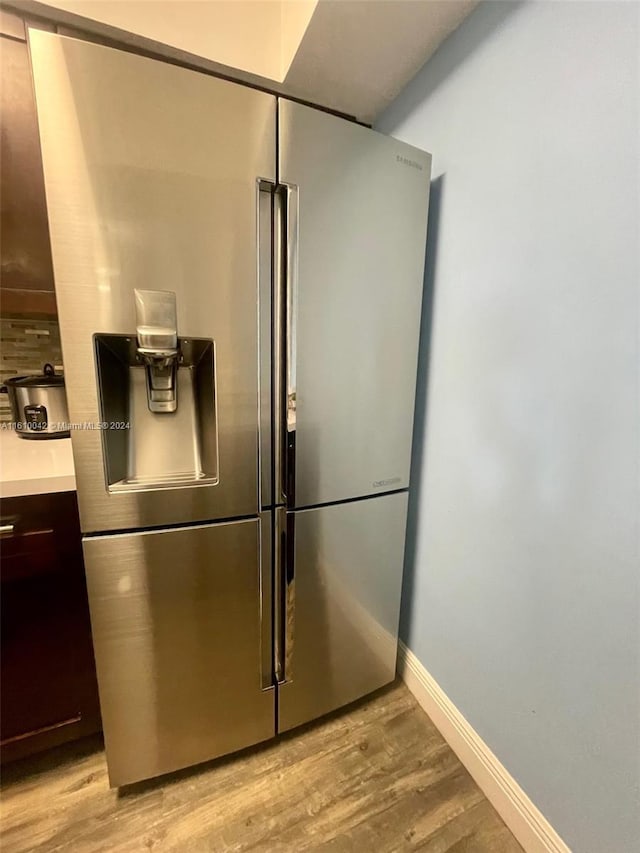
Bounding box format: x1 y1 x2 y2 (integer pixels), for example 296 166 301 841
0 430 76 498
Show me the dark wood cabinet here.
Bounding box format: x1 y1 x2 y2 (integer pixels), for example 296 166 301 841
0 491 101 762
1 22 58 316
1 11 98 759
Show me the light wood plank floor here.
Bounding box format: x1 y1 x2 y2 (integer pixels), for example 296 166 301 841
0 682 521 852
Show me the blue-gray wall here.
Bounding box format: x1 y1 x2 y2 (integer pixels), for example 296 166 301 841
377 2 639 851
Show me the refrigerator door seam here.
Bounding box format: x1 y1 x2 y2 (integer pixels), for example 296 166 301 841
81 513 260 541
291 487 409 514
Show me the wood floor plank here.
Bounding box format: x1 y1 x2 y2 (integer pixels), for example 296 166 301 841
0 682 521 853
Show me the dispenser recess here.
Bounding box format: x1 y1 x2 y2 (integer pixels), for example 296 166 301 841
94 334 218 493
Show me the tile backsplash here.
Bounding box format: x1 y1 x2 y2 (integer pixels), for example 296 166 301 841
0 317 63 423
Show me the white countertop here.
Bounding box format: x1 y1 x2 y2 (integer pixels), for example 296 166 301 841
0 430 76 498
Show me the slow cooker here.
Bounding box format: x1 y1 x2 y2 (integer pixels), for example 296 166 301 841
1 363 70 439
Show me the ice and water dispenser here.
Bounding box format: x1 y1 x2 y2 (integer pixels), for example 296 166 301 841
94 289 218 492
134 289 180 414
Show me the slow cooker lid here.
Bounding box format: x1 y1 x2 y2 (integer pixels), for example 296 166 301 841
6 363 65 388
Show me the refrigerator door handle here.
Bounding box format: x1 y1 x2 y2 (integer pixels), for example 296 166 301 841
274 507 286 682
274 183 299 506
274 507 295 684
259 511 274 690
273 188 286 505
258 180 276 511
285 183 299 507
284 510 295 680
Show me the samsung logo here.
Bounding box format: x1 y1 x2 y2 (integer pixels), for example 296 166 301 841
396 154 423 171
373 477 401 489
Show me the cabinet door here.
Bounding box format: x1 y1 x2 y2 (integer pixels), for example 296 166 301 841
0 34 56 313
279 99 431 508
84 518 274 786
0 492 101 763
278 492 408 733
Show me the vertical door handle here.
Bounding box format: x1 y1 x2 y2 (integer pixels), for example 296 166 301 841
284 184 298 505
274 183 299 506
274 507 295 684
257 179 275 509
259 512 273 690
273 189 286 505
284 511 295 681
274 507 286 682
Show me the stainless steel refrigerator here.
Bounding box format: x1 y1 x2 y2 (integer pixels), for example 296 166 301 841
29 30 431 787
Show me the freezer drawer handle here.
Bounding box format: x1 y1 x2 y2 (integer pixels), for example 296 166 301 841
274 508 295 684
274 508 285 682
259 511 274 690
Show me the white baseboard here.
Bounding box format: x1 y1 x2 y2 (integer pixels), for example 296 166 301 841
397 642 571 853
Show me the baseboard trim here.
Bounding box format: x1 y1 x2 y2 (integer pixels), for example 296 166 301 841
397 642 571 853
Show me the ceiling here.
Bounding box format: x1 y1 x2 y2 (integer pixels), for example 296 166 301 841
284 0 478 123
16 0 478 122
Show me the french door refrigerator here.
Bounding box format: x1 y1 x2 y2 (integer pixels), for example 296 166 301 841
29 30 431 787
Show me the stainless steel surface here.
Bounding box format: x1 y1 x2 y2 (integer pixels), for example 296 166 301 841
29 31 276 531
257 185 273 509
259 510 274 690
278 99 431 508
278 491 408 732
5 377 70 439
83 519 275 787
0 524 15 535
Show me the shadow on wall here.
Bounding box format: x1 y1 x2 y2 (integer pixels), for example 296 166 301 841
383 1 526 131
400 174 444 644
